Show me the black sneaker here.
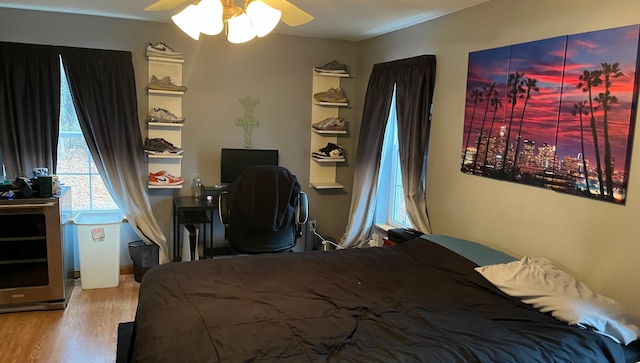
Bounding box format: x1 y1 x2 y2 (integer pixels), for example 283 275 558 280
144 138 183 154
312 142 345 160
148 107 185 123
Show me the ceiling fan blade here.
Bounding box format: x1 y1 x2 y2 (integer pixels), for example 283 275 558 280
261 0 313 26
144 0 188 11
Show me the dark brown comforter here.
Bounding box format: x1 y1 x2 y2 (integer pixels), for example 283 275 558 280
132 238 625 362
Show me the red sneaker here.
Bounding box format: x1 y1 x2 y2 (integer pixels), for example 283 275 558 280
149 171 183 185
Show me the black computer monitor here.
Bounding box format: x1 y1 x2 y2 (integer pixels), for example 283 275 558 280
220 148 279 184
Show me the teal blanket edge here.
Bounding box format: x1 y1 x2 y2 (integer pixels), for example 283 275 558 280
421 234 517 266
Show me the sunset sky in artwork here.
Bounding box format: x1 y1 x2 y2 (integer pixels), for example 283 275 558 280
463 25 640 174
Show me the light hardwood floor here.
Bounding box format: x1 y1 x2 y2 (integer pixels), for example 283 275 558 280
0 274 139 363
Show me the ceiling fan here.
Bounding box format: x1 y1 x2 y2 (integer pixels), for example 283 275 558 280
144 0 314 27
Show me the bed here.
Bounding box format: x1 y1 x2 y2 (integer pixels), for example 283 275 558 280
126 235 640 363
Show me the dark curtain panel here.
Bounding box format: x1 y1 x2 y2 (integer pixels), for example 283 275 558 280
342 55 436 247
395 55 436 234
60 47 169 263
340 61 397 247
0 42 61 179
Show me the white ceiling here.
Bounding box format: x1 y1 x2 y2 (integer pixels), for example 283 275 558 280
0 0 488 41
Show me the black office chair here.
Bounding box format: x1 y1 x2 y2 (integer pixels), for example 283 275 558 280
218 165 308 253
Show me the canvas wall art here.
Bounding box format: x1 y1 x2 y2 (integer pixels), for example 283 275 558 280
461 25 640 204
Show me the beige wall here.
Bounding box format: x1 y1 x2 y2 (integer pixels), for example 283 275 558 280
0 8 357 251
355 0 640 314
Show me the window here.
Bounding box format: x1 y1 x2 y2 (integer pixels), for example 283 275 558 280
56 62 118 212
375 88 412 229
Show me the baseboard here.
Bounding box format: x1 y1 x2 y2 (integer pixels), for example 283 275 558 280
73 265 134 279
120 265 134 275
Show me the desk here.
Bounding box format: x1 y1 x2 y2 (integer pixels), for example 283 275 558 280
172 196 217 261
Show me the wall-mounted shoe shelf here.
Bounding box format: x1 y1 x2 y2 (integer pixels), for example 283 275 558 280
309 70 349 190
147 55 185 189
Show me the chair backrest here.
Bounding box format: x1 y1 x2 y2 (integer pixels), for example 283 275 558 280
219 165 307 253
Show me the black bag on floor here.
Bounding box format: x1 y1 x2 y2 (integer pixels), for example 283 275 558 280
387 228 423 244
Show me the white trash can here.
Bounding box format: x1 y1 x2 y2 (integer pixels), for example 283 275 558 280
75 211 123 289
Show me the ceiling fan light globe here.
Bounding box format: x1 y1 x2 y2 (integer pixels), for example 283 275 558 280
246 1 282 37
196 0 224 35
227 12 257 43
172 4 201 40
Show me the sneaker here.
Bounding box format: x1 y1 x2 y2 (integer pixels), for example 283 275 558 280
144 137 184 155
314 60 347 74
146 42 184 59
312 142 345 160
149 170 183 185
148 107 185 123
314 87 348 103
312 117 346 131
148 75 188 92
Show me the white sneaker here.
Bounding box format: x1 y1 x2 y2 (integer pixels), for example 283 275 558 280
312 117 345 131
148 107 185 123
146 42 184 59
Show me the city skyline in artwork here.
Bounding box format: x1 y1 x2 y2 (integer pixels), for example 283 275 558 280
461 24 640 204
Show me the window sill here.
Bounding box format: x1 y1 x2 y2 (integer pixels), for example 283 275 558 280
373 223 397 235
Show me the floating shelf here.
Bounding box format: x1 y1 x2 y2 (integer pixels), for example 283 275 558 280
148 89 185 96
148 56 184 64
147 154 183 159
313 129 347 135
312 156 345 163
147 122 184 128
310 181 344 190
313 101 349 107
313 71 350 78
148 184 183 189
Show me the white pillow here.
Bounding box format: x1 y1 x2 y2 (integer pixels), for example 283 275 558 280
475 257 640 345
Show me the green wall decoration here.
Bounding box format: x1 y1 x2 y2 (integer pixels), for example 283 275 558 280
236 96 261 148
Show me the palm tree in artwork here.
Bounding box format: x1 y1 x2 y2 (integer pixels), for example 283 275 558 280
511 77 540 178
572 100 591 196
577 69 604 198
482 93 503 169
594 62 623 200
472 82 497 168
500 71 525 176
463 88 484 168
